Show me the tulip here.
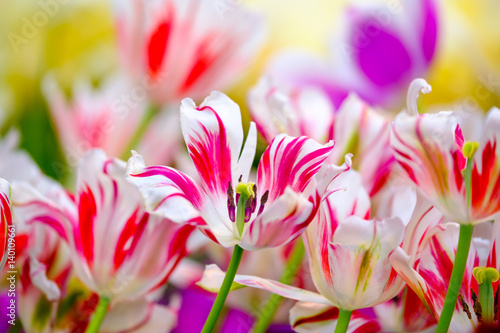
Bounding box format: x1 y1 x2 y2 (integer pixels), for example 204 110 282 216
13 149 194 332
114 0 265 103
126 91 336 251
391 78 500 331
126 91 337 331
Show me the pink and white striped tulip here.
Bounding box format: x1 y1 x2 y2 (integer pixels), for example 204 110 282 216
391 78 500 224
13 149 194 301
42 75 146 161
126 91 336 250
114 0 265 103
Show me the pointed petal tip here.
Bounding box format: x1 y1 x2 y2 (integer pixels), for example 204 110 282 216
125 151 146 176
406 78 432 116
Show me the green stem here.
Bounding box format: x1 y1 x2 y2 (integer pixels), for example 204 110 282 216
201 245 244 333
436 224 474 333
85 295 111 333
252 239 305 333
334 309 352 333
465 158 473 209
120 104 159 161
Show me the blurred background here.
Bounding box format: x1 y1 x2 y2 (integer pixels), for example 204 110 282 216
0 0 499 182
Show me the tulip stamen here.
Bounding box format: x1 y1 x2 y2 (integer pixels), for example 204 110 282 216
227 182 236 222
258 190 269 216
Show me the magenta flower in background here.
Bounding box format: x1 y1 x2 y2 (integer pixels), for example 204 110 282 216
126 91 336 250
114 0 265 103
267 0 439 110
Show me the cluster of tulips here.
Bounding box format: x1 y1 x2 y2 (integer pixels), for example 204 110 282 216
2 0 500 332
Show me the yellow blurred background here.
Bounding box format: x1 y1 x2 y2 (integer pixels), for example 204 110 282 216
1 0 499 178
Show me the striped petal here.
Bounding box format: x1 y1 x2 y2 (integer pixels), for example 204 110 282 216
16 149 193 300
256 134 334 205
392 105 500 224
390 222 485 332
114 0 265 103
330 94 393 196
470 107 500 222
180 92 256 223
198 264 332 305
309 215 404 310
391 111 469 223
126 151 236 247
126 152 204 223
305 170 371 308
239 188 314 250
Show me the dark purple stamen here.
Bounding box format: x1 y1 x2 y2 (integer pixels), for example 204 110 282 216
258 190 269 216
227 181 235 222
250 184 257 214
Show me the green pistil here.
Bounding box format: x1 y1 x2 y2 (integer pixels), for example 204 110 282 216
235 182 255 237
462 141 480 159
473 267 500 324
462 141 479 214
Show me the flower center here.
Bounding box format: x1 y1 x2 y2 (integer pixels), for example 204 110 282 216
226 180 270 236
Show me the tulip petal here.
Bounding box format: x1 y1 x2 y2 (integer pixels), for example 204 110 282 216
100 298 177 333
290 302 382 333
240 188 314 250
126 152 205 222
198 264 332 305
257 134 334 204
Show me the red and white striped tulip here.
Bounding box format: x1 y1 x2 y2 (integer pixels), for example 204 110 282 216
391 78 500 224
13 149 194 301
114 0 265 103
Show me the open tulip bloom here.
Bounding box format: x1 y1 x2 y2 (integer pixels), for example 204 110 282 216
126 91 337 331
12 149 194 333
391 78 500 332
